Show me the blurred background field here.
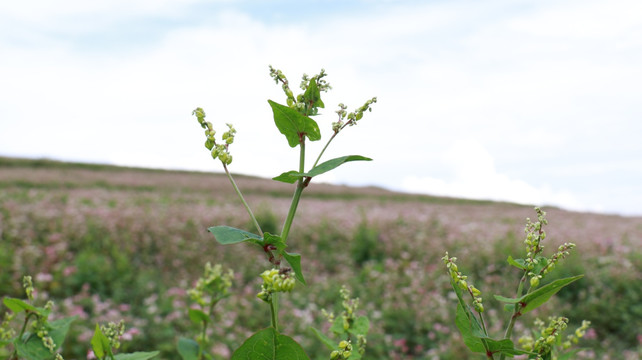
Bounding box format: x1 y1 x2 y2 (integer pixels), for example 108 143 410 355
1 157 640 359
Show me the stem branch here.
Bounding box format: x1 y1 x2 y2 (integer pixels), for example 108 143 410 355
222 163 263 238
312 132 338 168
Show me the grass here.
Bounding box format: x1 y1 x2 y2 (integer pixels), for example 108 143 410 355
1 157 640 359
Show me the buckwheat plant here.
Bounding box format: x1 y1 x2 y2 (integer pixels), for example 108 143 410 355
178 263 233 360
443 208 590 359
1 276 74 360
190 66 375 359
312 286 369 360
90 320 159 360
1 277 159 360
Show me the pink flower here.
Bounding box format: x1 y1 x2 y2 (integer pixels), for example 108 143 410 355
36 273 53 282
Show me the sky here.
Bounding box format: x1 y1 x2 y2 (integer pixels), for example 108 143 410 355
1 0 641 216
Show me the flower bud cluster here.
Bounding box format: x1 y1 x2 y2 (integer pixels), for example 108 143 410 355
23 275 34 301
0 312 16 341
330 340 352 360
299 69 330 92
524 208 548 270
269 65 295 99
193 108 235 165
256 268 295 302
188 262 234 307
539 242 576 277
33 315 56 352
100 320 126 350
562 320 591 349
339 286 360 330
442 253 484 312
28 297 56 353
520 317 568 357
332 97 377 133
271 66 332 116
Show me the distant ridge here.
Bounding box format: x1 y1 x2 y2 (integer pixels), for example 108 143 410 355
0 155 560 210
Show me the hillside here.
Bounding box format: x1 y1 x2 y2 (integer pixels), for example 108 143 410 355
1 156 640 359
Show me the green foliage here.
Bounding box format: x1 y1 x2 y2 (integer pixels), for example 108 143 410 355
350 220 384 267
443 208 591 359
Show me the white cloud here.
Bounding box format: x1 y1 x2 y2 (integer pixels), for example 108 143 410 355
400 140 589 211
0 0 641 215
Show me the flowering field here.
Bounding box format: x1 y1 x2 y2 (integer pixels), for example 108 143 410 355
1 157 640 359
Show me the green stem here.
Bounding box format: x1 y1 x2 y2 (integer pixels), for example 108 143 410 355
269 294 279 332
197 320 206 360
11 311 37 359
312 131 338 168
500 271 529 360
280 139 306 242
222 163 263 238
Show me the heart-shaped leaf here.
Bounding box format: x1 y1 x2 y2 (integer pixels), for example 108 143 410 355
177 337 199 360
16 316 77 360
188 308 209 325
268 100 320 147
231 327 309 360
348 316 369 337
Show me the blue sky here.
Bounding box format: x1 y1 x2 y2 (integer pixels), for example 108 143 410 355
1 0 641 216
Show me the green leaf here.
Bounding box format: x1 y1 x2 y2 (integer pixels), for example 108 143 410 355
455 303 486 353
272 156 372 184
531 255 549 274
494 275 583 314
310 327 336 351
507 256 526 270
494 294 520 304
188 308 209 325
208 226 262 245
283 252 305 285
264 233 287 253
91 323 111 359
348 316 369 337
520 275 583 313
485 338 533 356
113 351 160 360
231 327 310 360
177 337 199 360
16 316 76 360
303 79 324 109
307 156 372 178
272 171 303 184
268 100 321 147
330 316 346 336
3 297 38 314
14 334 53 360
558 348 586 360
